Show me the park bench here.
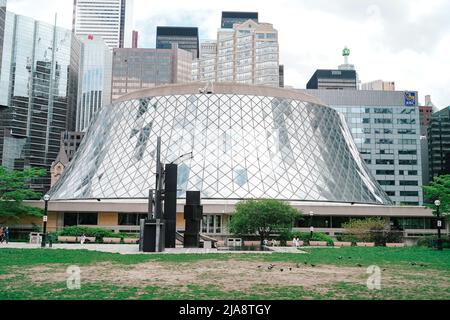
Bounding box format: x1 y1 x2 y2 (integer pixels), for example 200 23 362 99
356 242 376 247
309 241 328 247
57 236 77 243
386 243 405 248
103 237 122 244
334 242 352 247
123 238 139 244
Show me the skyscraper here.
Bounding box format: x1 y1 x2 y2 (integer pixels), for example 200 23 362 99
221 11 258 28
305 89 424 206
75 35 112 132
0 0 6 75
156 26 199 59
306 69 357 90
195 19 279 87
0 11 74 193
73 0 134 49
428 106 450 179
132 30 138 48
111 44 192 101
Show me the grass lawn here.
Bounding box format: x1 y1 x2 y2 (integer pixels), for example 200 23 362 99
0 247 449 300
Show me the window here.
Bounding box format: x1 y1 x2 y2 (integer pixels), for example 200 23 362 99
385 191 396 196
399 181 419 186
376 170 395 175
400 191 419 197
398 119 416 125
378 180 395 186
398 150 417 155
374 119 392 124
399 160 418 165
64 213 98 226
119 213 147 226
376 139 394 144
398 129 416 135
374 108 393 114
375 129 393 134
399 139 417 145
201 215 223 234
376 159 395 165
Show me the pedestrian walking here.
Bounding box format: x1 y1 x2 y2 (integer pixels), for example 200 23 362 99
80 234 86 245
3 227 9 244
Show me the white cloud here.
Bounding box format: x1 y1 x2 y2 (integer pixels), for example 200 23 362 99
6 0 450 108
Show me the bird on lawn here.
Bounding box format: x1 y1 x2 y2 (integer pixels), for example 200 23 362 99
338 256 343 260
289 268 292 271
357 264 363 268
310 264 316 267
268 264 274 270
280 269 284 272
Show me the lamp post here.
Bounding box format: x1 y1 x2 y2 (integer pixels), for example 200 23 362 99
435 200 443 251
309 211 315 239
41 194 50 248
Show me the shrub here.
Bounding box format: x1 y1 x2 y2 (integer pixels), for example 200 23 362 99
56 226 122 242
340 218 403 246
417 236 450 249
291 232 334 246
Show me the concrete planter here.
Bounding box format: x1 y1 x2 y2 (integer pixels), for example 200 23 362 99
123 238 139 244
356 242 376 247
103 237 122 244
57 236 77 243
334 241 352 247
309 241 328 247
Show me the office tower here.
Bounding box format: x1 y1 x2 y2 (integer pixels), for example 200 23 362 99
306 69 358 90
428 106 450 179
0 0 6 75
73 0 134 49
156 26 199 59
132 30 138 48
192 41 217 82
221 11 258 28
279 65 284 88
420 106 433 136
0 12 74 193
75 34 112 132
195 19 279 87
362 80 396 91
307 47 361 90
111 44 192 101
305 89 424 206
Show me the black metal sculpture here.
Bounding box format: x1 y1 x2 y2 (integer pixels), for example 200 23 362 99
184 191 203 248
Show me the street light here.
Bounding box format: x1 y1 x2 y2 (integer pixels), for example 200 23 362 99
41 194 50 248
309 211 315 238
435 200 443 251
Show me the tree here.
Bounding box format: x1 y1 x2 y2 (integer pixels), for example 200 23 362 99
423 175 450 236
0 166 46 223
423 175 450 218
229 199 302 246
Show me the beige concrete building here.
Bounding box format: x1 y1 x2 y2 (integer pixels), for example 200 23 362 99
24 199 442 241
193 20 280 87
361 80 396 91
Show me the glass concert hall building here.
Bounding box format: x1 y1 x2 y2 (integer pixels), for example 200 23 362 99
30 83 435 239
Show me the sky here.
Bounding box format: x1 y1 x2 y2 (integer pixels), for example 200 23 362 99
6 0 450 109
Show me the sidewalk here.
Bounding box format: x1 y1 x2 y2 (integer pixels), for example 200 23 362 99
0 242 279 255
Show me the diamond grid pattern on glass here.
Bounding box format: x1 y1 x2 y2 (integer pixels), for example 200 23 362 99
49 91 393 205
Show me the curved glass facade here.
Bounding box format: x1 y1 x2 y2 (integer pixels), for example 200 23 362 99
50 85 392 205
